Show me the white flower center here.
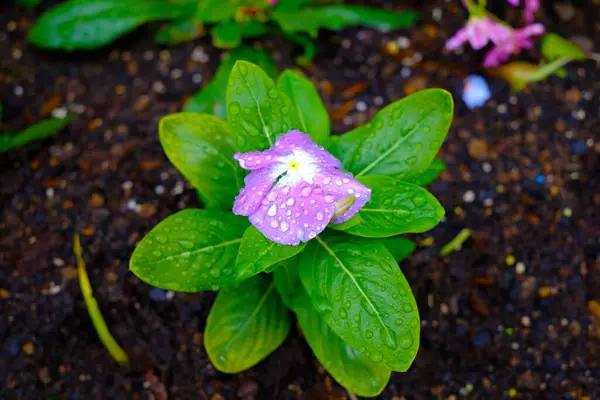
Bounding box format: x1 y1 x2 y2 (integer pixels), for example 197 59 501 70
277 150 318 185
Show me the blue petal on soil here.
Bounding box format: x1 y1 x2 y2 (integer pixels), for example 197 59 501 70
462 75 491 109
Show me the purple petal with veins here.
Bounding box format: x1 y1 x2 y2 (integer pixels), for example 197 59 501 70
232 130 371 245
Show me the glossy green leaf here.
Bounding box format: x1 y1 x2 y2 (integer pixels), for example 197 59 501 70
277 69 330 145
406 159 447 186
235 226 306 281
343 175 444 238
375 237 416 262
183 46 277 119
129 209 248 292
298 236 420 371
272 6 418 38
343 89 453 180
295 291 391 397
155 18 203 46
0 114 74 152
159 113 243 210
328 214 361 232
205 275 291 373
327 127 364 166
29 0 194 50
227 61 302 152
272 256 300 310
212 21 243 49
541 33 586 62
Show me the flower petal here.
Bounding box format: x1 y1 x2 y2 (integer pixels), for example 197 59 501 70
313 168 372 224
445 27 469 51
234 148 285 170
248 180 335 246
233 166 281 216
274 130 341 168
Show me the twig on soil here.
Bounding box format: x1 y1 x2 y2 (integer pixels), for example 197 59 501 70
440 228 472 256
73 234 129 366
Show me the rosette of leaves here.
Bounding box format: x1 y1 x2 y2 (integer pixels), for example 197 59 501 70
28 0 418 62
130 61 453 396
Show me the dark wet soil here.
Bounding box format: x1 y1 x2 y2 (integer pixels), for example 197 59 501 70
1 1 599 399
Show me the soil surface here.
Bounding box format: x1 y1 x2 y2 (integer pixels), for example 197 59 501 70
1 1 599 399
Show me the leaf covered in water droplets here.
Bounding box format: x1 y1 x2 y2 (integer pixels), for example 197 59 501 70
130 209 248 292
342 175 444 238
159 113 244 210
375 237 416 262
205 275 291 373
294 290 391 397
272 256 300 310
227 61 302 153
342 89 453 180
298 236 420 371
235 226 306 281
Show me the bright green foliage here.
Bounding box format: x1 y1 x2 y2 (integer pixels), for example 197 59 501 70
29 0 194 50
130 209 248 292
277 69 330 145
294 291 391 397
159 113 243 210
272 6 418 37
205 275 290 373
541 33 587 62
235 226 306 281
155 18 203 46
184 46 277 119
298 236 420 371
343 175 445 238
226 61 301 152
0 114 74 152
131 61 453 395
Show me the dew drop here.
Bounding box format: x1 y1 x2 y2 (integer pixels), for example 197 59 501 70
399 332 413 349
338 308 348 319
229 102 241 115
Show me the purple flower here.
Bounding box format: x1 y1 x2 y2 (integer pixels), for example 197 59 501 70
507 0 540 22
233 130 371 245
446 17 511 52
483 23 545 67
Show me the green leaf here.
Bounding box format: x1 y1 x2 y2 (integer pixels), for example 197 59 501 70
541 33 586 62
129 209 248 292
328 214 361 232
227 61 302 152
406 159 447 186
183 46 277 119
298 236 420 371
275 0 310 12
272 256 300 310
158 113 243 210
0 114 74 152
212 21 243 49
272 6 418 38
29 0 195 50
343 89 453 180
235 226 306 281
327 127 364 166
196 0 236 23
155 18 203 46
294 291 391 397
375 237 416 262
277 69 330 145
205 275 291 373
343 175 444 238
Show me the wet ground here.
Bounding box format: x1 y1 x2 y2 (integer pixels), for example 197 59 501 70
1 1 599 399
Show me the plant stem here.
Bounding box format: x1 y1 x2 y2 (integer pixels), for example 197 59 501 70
74 234 129 367
440 228 472 256
527 57 573 83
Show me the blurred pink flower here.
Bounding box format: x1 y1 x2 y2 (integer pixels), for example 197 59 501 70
483 23 545 67
507 0 540 22
446 17 511 51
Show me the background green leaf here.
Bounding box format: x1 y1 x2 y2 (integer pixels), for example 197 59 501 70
212 21 243 49
375 237 416 262
294 291 391 397
406 159 447 186
159 113 243 210
227 61 302 152
235 226 306 281
298 236 420 371
196 0 236 23
272 6 418 37
29 0 195 50
155 18 203 46
343 175 444 238
183 46 277 119
0 114 74 153
205 275 291 373
277 69 330 145
341 89 453 180
541 33 586 62
129 209 248 292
